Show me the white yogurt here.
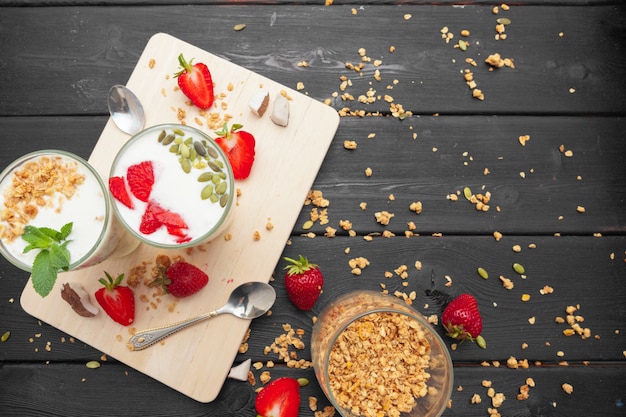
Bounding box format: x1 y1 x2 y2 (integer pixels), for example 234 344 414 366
0 150 128 271
110 124 234 248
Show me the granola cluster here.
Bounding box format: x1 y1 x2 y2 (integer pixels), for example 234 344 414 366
0 155 85 242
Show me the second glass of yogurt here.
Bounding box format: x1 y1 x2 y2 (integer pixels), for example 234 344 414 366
109 124 235 249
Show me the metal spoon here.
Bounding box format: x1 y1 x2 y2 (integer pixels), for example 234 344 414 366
127 281 276 351
107 84 145 135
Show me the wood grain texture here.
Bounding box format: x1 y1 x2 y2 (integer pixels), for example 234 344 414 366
0 4 625 115
0 1 625 416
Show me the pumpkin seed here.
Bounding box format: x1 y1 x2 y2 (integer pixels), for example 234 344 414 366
208 161 222 172
220 193 229 207
496 17 511 25
209 194 219 203
174 137 183 145
86 360 100 369
157 130 166 142
212 174 222 184
173 128 185 136
215 181 227 195
477 267 489 279
169 144 179 153
233 23 246 32
194 161 208 169
184 137 193 145
201 184 214 200
194 141 207 156
216 160 224 168
207 146 219 159
302 220 314 230
458 39 467 51
189 147 197 162
181 158 192 173
1 331 10 342
162 134 175 145
463 186 472 200
218 171 226 179
179 144 189 159
198 172 213 182
513 262 525 274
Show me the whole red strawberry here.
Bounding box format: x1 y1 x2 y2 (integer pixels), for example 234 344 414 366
95 272 135 326
214 123 256 180
441 293 486 348
255 377 302 417
174 53 215 109
150 261 209 298
283 255 323 311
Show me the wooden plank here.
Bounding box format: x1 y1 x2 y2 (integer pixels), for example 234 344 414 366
3 235 625 363
0 362 624 416
1 115 625 235
0 4 625 115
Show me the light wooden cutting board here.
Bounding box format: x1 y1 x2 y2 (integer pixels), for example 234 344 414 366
20 32 339 402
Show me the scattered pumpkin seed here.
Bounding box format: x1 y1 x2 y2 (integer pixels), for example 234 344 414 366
201 184 214 200
198 172 213 182
86 360 101 369
181 158 192 173
194 141 207 156
233 23 247 32
207 146 219 159
220 193 229 208
477 267 489 279
463 186 472 200
173 128 185 136
297 377 310 387
1 331 10 342
157 130 166 142
208 161 222 172
215 181 227 195
496 17 511 25
162 134 175 146
458 39 467 51
302 220 314 230
513 262 525 274
476 335 487 349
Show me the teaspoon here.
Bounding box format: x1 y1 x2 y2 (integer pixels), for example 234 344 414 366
107 84 145 135
127 281 276 351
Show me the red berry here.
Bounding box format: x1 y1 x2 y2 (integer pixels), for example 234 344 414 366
214 123 255 180
164 261 209 298
283 255 324 311
127 161 154 202
174 54 215 109
94 272 135 326
255 377 301 417
108 176 133 209
441 293 486 348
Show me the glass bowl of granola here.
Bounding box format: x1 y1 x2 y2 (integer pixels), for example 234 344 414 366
311 290 453 417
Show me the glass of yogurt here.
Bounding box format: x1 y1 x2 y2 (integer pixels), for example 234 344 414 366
0 150 138 274
109 124 235 249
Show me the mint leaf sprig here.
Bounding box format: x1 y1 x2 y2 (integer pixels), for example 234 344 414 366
22 222 73 297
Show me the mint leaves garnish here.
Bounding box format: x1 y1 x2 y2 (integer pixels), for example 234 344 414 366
22 222 73 297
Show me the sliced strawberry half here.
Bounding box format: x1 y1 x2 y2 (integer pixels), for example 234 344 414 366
255 377 301 417
214 123 255 180
127 161 154 202
108 176 133 209
139 200 189 241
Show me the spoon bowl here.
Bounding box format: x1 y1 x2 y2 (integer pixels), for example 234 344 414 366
108 84 145 135
127 281 276 351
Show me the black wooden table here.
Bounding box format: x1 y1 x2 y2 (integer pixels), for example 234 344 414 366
1 1 625 416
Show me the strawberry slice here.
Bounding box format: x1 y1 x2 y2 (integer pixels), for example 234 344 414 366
174 53 215 109
94 272 135 326
127 161 154 202
255 377 302 417
139 201 189 241
214 123 256 180
108 176 133 209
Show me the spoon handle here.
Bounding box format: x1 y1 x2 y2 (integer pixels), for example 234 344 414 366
128 310 220 350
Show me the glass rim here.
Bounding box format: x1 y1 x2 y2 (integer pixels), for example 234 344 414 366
0 149 111 272
109 123 235 249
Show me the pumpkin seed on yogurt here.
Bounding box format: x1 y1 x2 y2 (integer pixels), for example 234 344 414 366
201 184 214 200
194 141 207 156
207 146 219 159
220 193 229 207
180 158 192 173
198 172 213 182
215 181 227 195
173 128 185 136
161 134 175 146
